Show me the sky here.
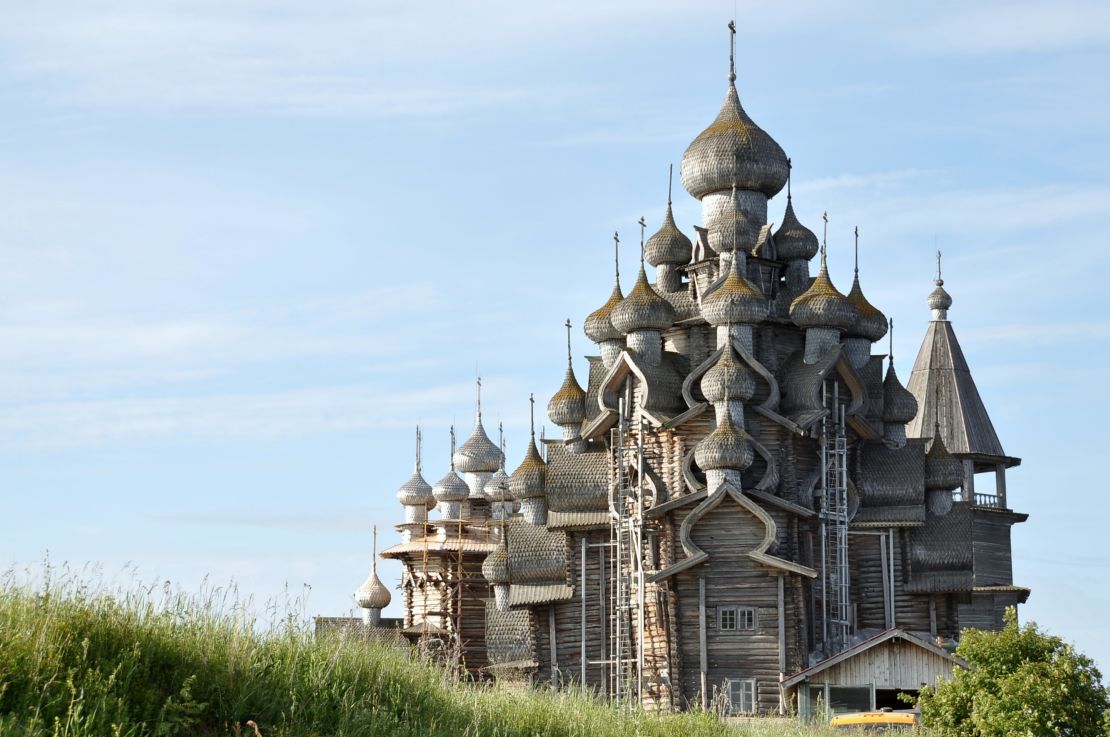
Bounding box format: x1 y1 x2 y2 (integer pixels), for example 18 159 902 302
2 0 1109 670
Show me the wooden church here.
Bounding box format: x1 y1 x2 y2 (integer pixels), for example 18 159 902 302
369 21 1028 718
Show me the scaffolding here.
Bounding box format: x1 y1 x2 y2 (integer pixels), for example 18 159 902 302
819 378 851 655
606 387 651 707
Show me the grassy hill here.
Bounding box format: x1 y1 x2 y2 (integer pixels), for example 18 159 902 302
0 571 840 737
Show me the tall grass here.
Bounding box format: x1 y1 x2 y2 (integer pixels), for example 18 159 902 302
0 562 843 737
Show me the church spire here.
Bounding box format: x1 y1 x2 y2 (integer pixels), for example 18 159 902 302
928 249 954 320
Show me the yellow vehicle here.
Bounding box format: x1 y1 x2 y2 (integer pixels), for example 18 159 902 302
830 711 918 730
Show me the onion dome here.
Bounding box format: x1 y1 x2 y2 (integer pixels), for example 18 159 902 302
482 540 510 585
789 252 858 332
882 362 919 425
454 418 502 474
509 437 546 499
774 197 819 262
610 265 677 334
701 346 756 404
355 570 391 610
645 203 693 267
694 416 754 471
547 367 586 427
680 82 789 200
432 468 469 504
396 470 435 508
928 281 953 313
584 282 624 343
484 468 511 503
700 252 767 326
548 320 588 427
924 425 963 492
846 274 888 342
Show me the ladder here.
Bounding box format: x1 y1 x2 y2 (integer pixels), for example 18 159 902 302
819 379 851 655
608 387 648 707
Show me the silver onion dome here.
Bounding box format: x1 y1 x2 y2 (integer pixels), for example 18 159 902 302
454 418 503 474
396 470 435 509
354 570 391 610
680 82 789 201
846 274 888 343
432 468 469 504
484 467 512 503
645 203 693 267
773 197 820 262
694 417 755 471
700 253 768 326
509 438 547 500
882 363 919 425
789 255 858 332
928 281 953 313
548 366 587 427
924 425 963 492
610 265 677 334
701 346 756 404
584 282 624 343
482 540 510 585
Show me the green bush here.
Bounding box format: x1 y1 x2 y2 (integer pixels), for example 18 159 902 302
917 607 1110 737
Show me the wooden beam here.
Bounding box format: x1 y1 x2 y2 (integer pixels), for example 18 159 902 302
699 575 708 710
580 536 587 685
549 605 558 689
778 573 786 716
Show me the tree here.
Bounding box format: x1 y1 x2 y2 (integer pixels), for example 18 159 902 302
918 607 1110 737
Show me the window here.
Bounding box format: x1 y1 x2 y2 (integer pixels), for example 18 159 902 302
718 606 757 632
728 678 757 714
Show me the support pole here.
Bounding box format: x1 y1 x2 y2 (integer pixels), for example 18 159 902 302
699 575 708 710
549 605 558 689
581 536 587 684
778 573 786 715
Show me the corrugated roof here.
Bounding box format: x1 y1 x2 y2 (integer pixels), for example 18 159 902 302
906 319 1007 459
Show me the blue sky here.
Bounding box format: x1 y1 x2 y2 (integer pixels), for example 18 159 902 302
2 1 1109 669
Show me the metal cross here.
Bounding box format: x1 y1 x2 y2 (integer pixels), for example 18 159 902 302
613 231 620 284
854 226 860 275
638 216 647 264
565 319 573 367
728 20 737 83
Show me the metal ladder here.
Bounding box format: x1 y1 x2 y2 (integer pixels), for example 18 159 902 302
607 388 648 707
819 379 851 654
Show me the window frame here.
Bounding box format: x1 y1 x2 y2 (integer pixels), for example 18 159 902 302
717 605 757 632
728 678 758 715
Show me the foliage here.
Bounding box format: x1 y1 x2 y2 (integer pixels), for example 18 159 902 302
917 607 1110 737
0 563 840 737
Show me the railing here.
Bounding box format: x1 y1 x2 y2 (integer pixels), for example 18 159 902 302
972 493 1004 509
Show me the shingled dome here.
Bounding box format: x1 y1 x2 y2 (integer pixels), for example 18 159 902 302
701 346 756 404
882 363 919 425
482 540 510 585
846 274 888 343
396 470 435 508
680 82 789 200
645 203 693 267
700 252 768 326
509 439 547 500
548 367 587 427
584 283 624 343
789 256 858 332
694 418 754 471
924 426 963 492
432 469 469 503
355 570 391 610
484 468 512 503
454 419 503 474
773 198 820 262
610 265 677 334
928 280 953 313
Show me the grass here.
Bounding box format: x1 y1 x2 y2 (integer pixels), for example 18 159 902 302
0 564 847 737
